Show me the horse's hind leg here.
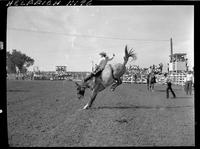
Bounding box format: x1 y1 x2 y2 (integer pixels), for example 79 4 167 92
110 79 117 90
110 78 122 91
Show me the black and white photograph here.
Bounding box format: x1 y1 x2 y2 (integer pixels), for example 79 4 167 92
6 5 194 146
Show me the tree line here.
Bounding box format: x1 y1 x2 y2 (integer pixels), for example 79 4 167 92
7 49 34 73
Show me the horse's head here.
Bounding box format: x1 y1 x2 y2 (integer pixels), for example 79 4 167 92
74 82 86 99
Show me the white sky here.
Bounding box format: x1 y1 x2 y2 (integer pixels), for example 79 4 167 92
7 6 194 72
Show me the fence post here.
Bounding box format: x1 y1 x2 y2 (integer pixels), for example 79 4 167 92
131 75 133 83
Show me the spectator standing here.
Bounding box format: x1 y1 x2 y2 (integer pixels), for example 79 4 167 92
148 66 152 74
152 64 155 73
184 71 193 95
164 73 176 99
134 73 137 83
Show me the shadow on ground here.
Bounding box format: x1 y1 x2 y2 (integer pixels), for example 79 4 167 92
176 96 193 99
7 89 30 92
90 105 193 110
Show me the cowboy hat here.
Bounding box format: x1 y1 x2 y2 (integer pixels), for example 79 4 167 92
99 52 107 57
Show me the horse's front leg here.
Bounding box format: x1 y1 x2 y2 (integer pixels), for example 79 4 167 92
83 91 98 110
83 84 105 109
87 91 98 108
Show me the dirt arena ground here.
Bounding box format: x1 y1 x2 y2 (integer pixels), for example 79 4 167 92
7 80 194 146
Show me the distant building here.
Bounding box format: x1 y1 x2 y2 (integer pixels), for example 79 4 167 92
168 53 188 73
56 66 67 74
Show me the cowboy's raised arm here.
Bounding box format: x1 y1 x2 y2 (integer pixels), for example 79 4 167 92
108 54 115 61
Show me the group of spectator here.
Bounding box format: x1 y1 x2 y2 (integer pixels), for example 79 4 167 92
126 64 162 79
126 64 194 98
164 71 194 99
184 71 194 95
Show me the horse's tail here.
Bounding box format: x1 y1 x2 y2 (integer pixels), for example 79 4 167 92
123 45 137 66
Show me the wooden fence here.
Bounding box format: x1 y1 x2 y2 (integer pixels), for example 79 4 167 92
122 75 147 84
169 73 186 86
122 73 187 86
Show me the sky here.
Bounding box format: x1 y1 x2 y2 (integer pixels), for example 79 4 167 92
7 6 194 72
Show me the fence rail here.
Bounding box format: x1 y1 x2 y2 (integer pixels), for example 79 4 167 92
7 72 187 86
122 75 147 84
169 73 186 86
122 73 187 86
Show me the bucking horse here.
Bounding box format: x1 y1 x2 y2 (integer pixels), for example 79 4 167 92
74 45 136 109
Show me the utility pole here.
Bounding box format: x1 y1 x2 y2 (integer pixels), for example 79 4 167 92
170 38 174 74
170 38 173 63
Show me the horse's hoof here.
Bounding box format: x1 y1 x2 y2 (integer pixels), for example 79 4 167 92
83 104 89 110
83 107 88 110
110 88 115 92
